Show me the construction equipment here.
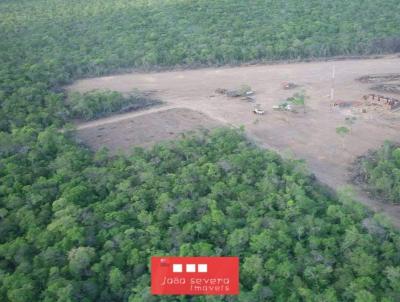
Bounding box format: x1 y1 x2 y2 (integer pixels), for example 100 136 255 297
215 85 254 98
253 108 265 115
273 102 293 111
253 104 265 115
241 96 255 102
281 82 298 90
333 100 362 108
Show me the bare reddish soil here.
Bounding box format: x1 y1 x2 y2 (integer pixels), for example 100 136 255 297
75 107 220 152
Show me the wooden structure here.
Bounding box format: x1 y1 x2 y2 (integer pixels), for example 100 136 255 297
363 94 400 111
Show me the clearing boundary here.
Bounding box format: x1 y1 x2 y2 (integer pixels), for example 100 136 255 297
66 56 400 226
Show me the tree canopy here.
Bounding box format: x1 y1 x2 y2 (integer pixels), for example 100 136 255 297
352 142 400 204
1 0 400 301
68 90 161 121
1 128 400 301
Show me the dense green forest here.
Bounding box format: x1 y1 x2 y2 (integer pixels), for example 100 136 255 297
2 128 400 301
352 142 400 204
1 0 400 301
68 90 161 121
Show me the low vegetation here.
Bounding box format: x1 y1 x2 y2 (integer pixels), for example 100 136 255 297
286 91 308 113
68 90 161 121
352 142 400 203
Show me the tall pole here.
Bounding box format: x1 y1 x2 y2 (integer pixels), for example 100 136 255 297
331 65 336 106
330 65 335 104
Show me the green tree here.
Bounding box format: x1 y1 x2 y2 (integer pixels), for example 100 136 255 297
68 247 96 276
109 267 125 294
336 126 350 149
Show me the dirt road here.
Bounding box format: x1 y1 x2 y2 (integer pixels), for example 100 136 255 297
75 104 177 130
66 56 400 226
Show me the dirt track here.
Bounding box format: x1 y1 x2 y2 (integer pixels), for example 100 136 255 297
66 56 400 226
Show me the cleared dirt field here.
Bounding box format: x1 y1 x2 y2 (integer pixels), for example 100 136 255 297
66 56 400 226
75 107 220 152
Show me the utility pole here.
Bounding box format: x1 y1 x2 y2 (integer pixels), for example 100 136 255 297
330 65 335 104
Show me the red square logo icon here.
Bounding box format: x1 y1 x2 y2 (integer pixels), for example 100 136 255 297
151 256 239 295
